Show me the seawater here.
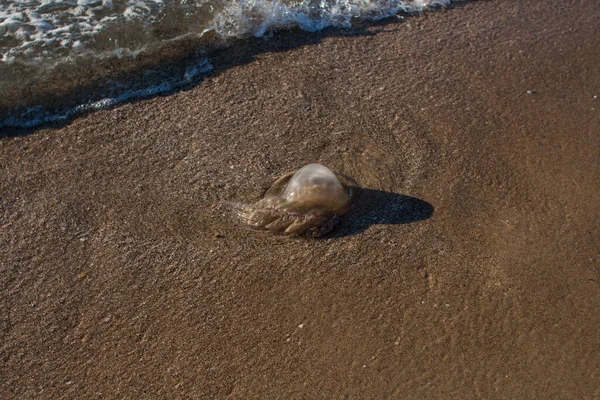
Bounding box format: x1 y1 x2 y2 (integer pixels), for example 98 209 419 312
0 0 454 129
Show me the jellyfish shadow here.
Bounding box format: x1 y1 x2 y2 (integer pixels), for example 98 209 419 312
330 188 434 238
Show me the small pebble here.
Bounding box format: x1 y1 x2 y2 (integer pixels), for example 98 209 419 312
526 89 535 95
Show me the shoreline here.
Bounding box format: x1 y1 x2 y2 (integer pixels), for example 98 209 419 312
0 2 472 134
1 1 599 398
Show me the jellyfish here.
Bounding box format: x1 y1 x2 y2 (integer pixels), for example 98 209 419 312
234 164 356 237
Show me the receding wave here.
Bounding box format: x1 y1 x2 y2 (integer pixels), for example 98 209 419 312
0 0 454 129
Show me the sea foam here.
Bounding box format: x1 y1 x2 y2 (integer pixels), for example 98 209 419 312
0 0 454 129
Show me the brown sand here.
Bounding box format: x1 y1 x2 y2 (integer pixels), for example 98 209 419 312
1 1 599 398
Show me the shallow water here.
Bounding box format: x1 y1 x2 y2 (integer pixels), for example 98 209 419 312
0 0 453 128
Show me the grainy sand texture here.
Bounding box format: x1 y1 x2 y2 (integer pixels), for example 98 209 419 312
1 1 599 398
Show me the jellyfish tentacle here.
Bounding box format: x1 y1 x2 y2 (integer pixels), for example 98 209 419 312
313 215 340 237
228 201 255 222
265 216 294 232
284 218 312 235
247 209 279 228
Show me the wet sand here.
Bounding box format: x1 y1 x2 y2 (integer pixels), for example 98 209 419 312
1 1 599 398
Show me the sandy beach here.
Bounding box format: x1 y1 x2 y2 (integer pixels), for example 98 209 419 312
1 0 599 398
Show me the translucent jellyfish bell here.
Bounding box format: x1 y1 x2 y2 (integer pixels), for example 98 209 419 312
279 164 350 213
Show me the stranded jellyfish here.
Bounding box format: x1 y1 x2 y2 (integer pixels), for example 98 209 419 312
235 164 355 237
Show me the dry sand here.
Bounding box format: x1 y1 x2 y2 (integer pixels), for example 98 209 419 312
1 0 599 398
